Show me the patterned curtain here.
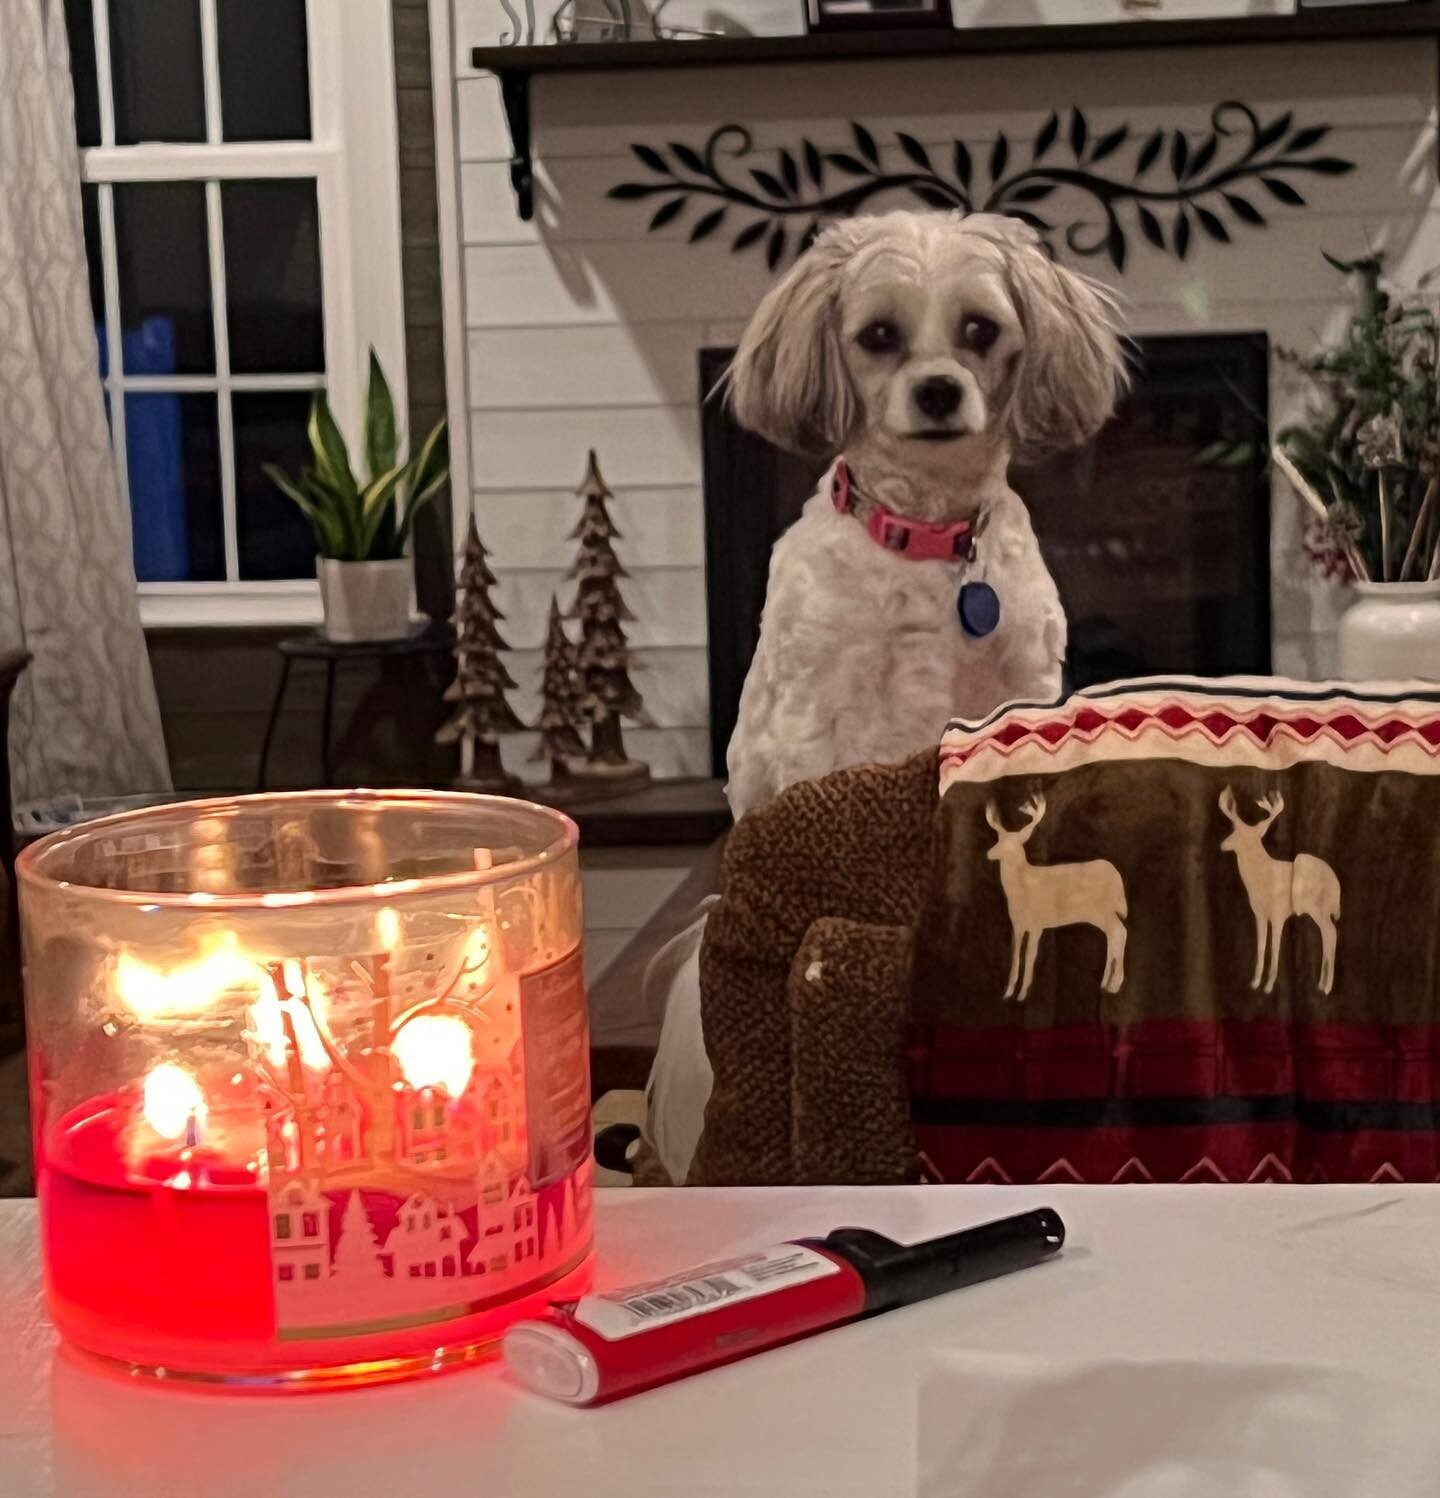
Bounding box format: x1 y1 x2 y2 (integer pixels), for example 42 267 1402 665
0 0 171 803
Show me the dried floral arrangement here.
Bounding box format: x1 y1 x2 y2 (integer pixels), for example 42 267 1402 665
1267 254 1440 585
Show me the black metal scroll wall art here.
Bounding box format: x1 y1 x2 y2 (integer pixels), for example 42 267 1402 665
608 105 1353 272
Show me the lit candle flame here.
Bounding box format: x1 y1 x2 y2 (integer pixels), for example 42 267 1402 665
142 1063 206 1141
392 1014 474 1098
249 963 331 1073
115 931 259 1019
376 906 402 952
463 925 490 970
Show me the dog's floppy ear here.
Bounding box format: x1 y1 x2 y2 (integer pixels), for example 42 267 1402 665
982 217 1128 459
726 224 859 456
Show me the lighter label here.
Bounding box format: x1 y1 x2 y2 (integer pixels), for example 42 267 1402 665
571 1244 840 1341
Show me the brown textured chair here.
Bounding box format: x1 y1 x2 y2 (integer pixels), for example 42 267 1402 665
690 750 938 1186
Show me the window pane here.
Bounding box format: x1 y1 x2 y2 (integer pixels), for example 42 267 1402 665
218 0 310 142
109 0 205 144
65 0 101 147
113 182 214 375
125 394 224 582
79 184 106 376
234 392 319 580
221 180 324 374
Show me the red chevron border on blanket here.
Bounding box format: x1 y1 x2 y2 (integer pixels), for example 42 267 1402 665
940 676 1440 788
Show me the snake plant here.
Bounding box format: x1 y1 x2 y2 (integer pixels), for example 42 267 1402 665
264 350 449 561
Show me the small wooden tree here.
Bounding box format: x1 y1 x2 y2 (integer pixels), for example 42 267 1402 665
566 451 649 783
436 515 525 791
532 594 588 777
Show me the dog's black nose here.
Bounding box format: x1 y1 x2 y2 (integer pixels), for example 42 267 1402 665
912 375 963 423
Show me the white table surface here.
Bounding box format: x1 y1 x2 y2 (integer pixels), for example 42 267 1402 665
4 1184 1440 1497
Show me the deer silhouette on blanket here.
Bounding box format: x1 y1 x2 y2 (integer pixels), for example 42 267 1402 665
985 795 1128 1002
1218 787 1340 995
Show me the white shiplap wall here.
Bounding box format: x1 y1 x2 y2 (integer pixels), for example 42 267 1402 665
447 5 1440 792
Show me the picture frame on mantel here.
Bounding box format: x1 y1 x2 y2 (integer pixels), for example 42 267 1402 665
807 0 952 34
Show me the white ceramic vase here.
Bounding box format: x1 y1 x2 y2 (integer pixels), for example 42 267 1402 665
1337 580 1440 683
317 557 415 643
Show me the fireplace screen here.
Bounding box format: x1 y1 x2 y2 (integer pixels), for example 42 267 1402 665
700 333 1271 775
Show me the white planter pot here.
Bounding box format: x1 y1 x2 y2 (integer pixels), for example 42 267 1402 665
317 557 415 643
1337 580 1440 683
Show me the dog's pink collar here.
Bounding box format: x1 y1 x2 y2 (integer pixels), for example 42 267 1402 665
831 460 975 562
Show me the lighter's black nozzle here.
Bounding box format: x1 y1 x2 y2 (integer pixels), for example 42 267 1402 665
815 1207 1065 1314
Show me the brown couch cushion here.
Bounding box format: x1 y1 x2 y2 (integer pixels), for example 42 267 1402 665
690 751 937 1185
789 918 915 1184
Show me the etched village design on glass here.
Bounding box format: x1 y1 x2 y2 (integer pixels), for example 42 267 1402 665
250 881 592 1341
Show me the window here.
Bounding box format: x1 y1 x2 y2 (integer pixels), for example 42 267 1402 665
274 1212 291 1240
278 1263 294 1282
304 1262 321 1281
65 0 406 627
432 1105 446 1128
301 1212 318 1238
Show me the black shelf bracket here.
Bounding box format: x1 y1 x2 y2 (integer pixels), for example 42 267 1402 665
498 69 534 221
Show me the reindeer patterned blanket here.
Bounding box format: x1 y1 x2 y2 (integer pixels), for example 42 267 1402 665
908 677 1440 1185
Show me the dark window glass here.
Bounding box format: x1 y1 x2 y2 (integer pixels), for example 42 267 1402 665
113 182 214 375
221 180 324 374
125 394 223 582
218 0 310 142
65 0 101 147
233 391 320 581
109 0 205 145
79 184 106 374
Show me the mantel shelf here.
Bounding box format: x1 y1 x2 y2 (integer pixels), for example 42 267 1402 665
474 3 1440 219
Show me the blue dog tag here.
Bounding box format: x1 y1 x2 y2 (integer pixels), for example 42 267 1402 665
958 581 1000 638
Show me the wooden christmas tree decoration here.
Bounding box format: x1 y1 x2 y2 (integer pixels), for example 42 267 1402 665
566 451 650 785
532 594 589 780
436 514 525 792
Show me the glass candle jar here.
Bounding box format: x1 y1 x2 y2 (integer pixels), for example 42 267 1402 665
19 791 593 1389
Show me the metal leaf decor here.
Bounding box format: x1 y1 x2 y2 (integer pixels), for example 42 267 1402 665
609 104 1353 273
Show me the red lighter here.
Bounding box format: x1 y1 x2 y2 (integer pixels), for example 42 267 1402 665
503 1207 1064 1406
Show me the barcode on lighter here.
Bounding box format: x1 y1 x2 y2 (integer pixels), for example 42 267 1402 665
621 1275 744 1321
572 1244 842 1342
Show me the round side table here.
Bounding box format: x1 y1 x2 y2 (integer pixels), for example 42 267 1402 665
256 625 454 789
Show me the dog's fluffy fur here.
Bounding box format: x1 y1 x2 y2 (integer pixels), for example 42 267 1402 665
724 210 1127 819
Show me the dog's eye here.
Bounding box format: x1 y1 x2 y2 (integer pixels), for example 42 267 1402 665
856 321 902 355
962 315 1000 354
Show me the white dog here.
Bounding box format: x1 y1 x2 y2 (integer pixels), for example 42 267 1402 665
644 211 1125 1182
725 209 1126 817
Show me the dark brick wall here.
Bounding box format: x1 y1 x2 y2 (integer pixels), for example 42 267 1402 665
393 0 454 627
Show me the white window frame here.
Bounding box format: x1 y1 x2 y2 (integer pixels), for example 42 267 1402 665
79 0 408 629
